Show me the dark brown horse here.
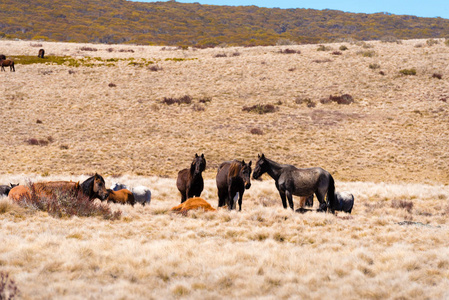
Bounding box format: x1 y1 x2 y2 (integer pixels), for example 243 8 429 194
176 153 206 203
38 49 45 58
0 58 15 72
80 173 109 201
253 154 335 212
216 159 252 211
0 183 19 196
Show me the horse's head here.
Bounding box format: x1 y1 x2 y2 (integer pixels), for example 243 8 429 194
240 160 252 189
92 173 109 200
0 54 5 61
10 183 19 188
191 153 206 177
253 153 268 179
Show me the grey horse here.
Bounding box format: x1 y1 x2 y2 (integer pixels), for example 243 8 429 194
253 154 335 212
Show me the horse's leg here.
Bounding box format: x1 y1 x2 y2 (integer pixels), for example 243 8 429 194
228 182 235 210
181 191 187 203
285 190 294 210
278 190 287 209
238 189 243 211
217 188 226 207
315 191 327 212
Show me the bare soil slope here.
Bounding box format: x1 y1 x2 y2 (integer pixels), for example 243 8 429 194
0 39 448 184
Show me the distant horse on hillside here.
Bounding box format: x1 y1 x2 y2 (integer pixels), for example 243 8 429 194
252 154 335 212
106 189 135 206
38 49 45 58
0 58 15 72
0 183 19 196
111 183 151 206
176 153 206 203
216 159 252 211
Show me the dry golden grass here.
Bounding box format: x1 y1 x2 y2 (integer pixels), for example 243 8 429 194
0 39 449 299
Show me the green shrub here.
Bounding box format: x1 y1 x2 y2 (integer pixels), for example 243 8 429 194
339 45 348 51
369 63 380 70
399 68 416 76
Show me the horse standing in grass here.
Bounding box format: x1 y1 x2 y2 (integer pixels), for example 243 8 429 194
176 153 206 203
253 154 335 212
106 189 135 206
216 159 252 211
0 58 15 72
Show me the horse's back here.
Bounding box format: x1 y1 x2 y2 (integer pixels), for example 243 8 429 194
216 162 231 189
176 168 189 190
335 191 354 213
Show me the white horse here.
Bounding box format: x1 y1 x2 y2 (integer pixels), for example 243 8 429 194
111 183 151 206
333 191 354 213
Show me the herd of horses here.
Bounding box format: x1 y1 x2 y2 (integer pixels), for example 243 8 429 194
176 153 353 214
2 154 353 214
0 49 45 72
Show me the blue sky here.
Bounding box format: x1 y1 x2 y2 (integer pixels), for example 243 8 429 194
133 0 449 19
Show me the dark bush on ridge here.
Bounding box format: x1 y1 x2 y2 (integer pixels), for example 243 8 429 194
161 95 193 105
80 46 97 51
432 73 443 79
279 48 300 54
250 128 264 135
325 94 354 105
242 104 278 114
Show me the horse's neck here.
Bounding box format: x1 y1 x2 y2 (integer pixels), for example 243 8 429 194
266 159 283 180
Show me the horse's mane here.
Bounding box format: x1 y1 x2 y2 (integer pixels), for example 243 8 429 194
228 160 242 178
81 176 94 197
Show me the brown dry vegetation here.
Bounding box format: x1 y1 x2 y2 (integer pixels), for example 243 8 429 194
0 39 449 299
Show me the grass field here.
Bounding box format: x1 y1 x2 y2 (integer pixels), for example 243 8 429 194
0 39 448 299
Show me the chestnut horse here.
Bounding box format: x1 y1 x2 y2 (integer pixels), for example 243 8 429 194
253 154 335 212
0 58 15 72
106 189 135 206
176 153 206 203
9 174 108 202
216 159 252 211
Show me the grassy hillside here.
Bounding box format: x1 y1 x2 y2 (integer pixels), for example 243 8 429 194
0 0 449 46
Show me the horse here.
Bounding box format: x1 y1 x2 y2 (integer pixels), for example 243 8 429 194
0 59 15 72
111 183 151 206
8 185 31 201
171 197 216 215
106 189 135 206
0 183 19 196
176 153 206 203
333 191 354 213
253 154 335 212
0 55 5 60
80 173 109 201
38 49 45 58
31 181 80 198
216 159 252 211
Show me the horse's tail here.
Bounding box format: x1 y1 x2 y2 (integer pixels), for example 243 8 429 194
327 174 336 212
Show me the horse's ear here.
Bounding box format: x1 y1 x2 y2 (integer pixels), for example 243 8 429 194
258 154 260 158
261 153 265 158
75 181 80 189
195 153 198 157
248 161 252 167
242 159 245 164
201 153 204 158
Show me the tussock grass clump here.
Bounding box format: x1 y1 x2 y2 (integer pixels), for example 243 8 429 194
30 42 42 47
322 94 354 105
118 49 135 53
199 97 212 103
399 68 417 76
313 58 332 63
317 45 332 51
445 39 449 47
161 95 193 105
0 271 19 299
80 46 97 51
108 83 116 87
242 104 278 114
279 48 300 54
148 65 163 72
369 63 380 70
231 52 241 57
15 183 121 220
25 136 54 146
426 39 439 46
276 38 296 45
339 45 348 51
432 73 443 79
357 50 376 57
391 199 413 213
250 128 264 135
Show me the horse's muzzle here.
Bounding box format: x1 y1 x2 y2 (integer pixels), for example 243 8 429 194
245 182 251 189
